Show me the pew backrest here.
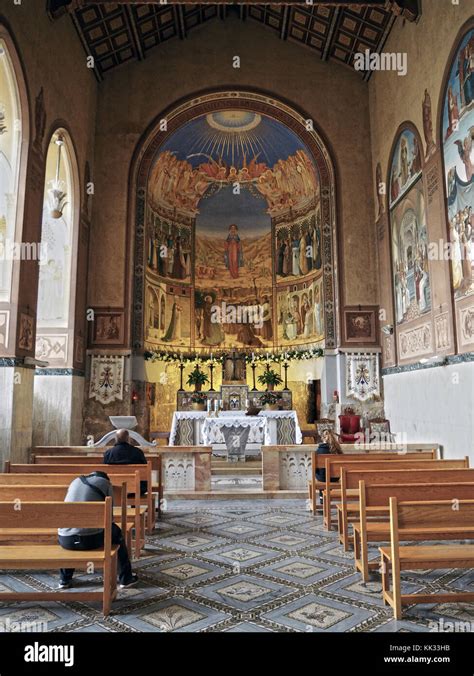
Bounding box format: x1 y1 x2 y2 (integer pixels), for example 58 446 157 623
363 481 474 507
392 498 474 531
345 466 474 489
331 457 468 481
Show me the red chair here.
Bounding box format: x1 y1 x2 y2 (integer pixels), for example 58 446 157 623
338 414 361 443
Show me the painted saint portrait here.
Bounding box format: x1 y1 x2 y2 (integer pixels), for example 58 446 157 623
442 28 474 300
391 180 431 326
389 129 423 207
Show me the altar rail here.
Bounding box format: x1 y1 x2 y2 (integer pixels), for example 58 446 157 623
30 446 212 493
261 443 441 491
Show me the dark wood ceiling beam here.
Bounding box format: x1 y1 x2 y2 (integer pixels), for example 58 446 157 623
125 5 145 60
176 5 187 40
280 6 290 41
321 7 340 61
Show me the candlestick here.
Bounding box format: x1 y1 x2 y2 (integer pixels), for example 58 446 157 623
250 361 257 391
208 359 215 391
283 360 289 391
178 361 185 392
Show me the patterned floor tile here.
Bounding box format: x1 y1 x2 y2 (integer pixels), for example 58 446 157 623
262 593 375 632
194 574 294 610
256 557 338 586
200 543 282 569
117 597 231 632
223 622 273 632
141 558 227 587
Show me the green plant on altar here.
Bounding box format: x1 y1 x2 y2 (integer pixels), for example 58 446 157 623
257 368 283 391
186 366 209 392
190 392 207 404
260 391 282 405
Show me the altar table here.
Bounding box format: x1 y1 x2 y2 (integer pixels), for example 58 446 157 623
169 409 302 449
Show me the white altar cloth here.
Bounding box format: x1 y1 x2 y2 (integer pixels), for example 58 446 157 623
258 410 303 445
201 415 270 446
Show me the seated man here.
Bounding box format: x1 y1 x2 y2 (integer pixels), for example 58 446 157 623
103 429 147 495
57 470 138 590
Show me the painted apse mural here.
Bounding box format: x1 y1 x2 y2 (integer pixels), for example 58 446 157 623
442 27 474 350
143 108 325 353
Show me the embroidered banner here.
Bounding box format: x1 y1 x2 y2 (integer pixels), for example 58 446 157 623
89 355 124 405
346 353 380 402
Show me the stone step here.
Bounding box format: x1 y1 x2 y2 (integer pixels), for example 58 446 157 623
211 466 262 476
164 489 306 500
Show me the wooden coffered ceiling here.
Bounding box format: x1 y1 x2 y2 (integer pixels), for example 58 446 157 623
47 1 420 81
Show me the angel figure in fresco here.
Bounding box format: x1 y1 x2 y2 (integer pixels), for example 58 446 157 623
224 224 243 279
454 126 474 182
162 299 182 342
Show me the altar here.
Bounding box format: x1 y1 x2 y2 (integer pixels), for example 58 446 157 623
170 409 302 458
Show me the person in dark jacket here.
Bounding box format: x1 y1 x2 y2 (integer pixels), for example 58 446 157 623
103 429 148 495
57 471 137 589
316 429 342 503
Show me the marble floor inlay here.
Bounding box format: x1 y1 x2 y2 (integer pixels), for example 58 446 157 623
0 499 470 633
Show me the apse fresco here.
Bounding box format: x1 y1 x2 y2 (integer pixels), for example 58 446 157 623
144 108 324 351
442 28 474 300
390 179 431 326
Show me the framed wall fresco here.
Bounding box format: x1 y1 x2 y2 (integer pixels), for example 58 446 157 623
441 27 474 302
90 310 125 346
342 306 378 345
389 128 423 209
132 91 337 354
390 179 431 327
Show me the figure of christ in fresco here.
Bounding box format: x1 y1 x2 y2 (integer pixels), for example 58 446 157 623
224 224 244 279
162 299 182 342
201 294 225 346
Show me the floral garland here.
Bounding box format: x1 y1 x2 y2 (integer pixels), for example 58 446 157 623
144 347 323 364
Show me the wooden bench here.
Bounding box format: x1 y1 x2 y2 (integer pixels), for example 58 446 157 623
355 479 474 581
380 498 474 619
0 498 118 615
31 448 164 516
308 449 436 515
0 482 128 547
5 461 155 537
338 461 472 550
0 471 144 560
321 455 449 529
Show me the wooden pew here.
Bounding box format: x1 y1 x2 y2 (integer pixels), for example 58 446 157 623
322 456 460 529
0 471 144 560
380 498 474 619
308 449 436 515
4 461 155 537
338 462 472 550
355 479 474 581
31 447 164 515
0 498 118 615
0 483 129 549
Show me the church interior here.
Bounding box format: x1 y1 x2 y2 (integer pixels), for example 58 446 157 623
0 0 473 651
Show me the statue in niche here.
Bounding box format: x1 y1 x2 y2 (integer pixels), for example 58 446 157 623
422 89 436 159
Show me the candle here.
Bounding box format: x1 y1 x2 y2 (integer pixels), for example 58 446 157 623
210 352 213 362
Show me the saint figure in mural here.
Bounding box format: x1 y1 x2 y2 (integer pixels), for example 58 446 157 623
171 234 187 279
162 299 182 342
261 295 273 341
224 224 243 279
201 294 224 346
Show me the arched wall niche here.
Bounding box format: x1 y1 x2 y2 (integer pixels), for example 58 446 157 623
437 17 474 354
0 20 30 352
35 124 81 366
386 121 435 363
130 89 339 355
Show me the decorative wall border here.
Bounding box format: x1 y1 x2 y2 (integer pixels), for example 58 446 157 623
381 351 474 376
34 368 85 377
130 89 339 353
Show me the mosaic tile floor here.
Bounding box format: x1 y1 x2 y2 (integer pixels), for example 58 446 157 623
0 499 473 633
